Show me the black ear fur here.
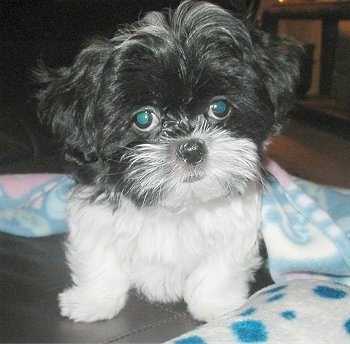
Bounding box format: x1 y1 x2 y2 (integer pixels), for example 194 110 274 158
36 38 113 165
252 30 303 134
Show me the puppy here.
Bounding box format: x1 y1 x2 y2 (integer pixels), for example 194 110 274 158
37 0 302 322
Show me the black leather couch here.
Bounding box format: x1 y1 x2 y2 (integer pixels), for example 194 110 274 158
0 1 272 342
1 232 202 342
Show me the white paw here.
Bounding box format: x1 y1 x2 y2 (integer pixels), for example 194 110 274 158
186 292 247 322
184 266 249 322
59 286 128 322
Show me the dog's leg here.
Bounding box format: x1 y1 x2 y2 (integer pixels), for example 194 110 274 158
59 242 130 322
58 200 131 322
184 258 253 322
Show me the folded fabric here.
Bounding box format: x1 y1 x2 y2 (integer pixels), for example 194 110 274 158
263 160 350 285
166 279 350 344
0 174 74 237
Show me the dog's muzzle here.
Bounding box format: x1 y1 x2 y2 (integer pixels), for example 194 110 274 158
176 139 207 165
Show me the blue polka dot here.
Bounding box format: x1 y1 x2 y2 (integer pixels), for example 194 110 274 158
262 285 287 295
280 311 296 320
344 319 350 334
313 285 347 299
230 320 268 342
240 307 256 316
266 293 285 303
175 336 206 344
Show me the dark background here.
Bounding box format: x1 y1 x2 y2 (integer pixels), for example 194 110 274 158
0 1 173 171
1 0 251 172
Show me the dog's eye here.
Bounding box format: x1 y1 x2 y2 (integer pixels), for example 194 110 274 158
133 110 159 132
208 99 231 120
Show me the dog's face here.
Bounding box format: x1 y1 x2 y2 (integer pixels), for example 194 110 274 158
37 1 302 209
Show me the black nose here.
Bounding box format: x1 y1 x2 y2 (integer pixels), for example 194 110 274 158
176 139 207 165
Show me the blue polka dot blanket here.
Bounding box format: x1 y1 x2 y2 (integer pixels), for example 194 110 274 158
0 174 74 237
262 160 350 286
167 279 350 343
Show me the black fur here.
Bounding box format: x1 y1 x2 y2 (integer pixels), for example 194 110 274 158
36 0 302 205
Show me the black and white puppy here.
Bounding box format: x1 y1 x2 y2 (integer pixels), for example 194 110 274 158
37 0 302 322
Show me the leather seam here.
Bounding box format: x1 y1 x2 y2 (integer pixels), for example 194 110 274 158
101 313 194 343
101 291 201 343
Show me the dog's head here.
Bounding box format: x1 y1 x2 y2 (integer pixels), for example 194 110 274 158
37 0 302 209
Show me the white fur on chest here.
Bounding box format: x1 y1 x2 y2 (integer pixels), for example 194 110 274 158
67 183 261 300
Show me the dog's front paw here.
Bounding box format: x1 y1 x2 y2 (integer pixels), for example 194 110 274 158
186 291 247 322
59 286 128 322
184 267 249 322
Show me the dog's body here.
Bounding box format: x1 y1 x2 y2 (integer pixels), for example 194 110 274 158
37 1 302 322
63 182 260 322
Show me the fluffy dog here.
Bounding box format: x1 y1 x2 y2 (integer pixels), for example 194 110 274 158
37 0 302 322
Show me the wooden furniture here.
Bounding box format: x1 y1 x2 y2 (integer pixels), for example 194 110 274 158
262 1 350 127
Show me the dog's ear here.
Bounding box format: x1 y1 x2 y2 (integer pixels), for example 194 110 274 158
252 31 303 134
36 38 113 165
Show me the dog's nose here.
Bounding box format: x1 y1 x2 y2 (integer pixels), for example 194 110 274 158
176 139 207 165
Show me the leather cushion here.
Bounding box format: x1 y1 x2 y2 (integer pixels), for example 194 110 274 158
0 232 200 343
